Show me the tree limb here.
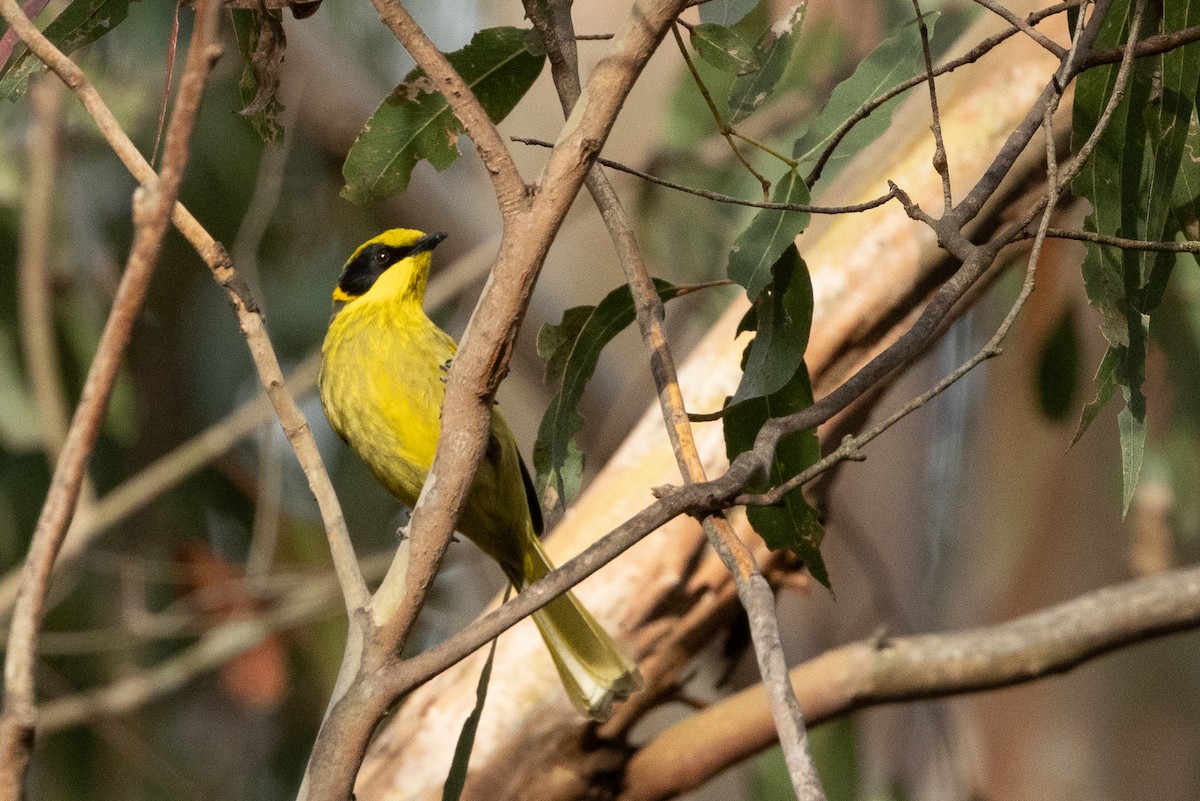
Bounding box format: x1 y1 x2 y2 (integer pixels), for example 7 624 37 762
623 563 1200 801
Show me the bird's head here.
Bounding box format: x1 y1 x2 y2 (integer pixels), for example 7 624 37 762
332 228 448 307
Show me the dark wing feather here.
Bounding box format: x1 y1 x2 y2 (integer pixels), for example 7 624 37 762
517 454 545 536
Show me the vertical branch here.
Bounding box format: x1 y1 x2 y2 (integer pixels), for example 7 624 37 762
17 78 72 462
0 0 369 621
0 1 222 796
525 4 826 799
910 0 953 210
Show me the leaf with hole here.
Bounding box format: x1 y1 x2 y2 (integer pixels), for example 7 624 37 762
231 7 285 145
726 2 806 123
342 27 545 203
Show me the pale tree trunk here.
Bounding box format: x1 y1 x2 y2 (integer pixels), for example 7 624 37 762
355 4 1065 799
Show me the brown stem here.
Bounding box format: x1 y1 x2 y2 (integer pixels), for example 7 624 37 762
0 2 221 794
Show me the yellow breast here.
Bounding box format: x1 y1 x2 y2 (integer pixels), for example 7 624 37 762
319 296 457 506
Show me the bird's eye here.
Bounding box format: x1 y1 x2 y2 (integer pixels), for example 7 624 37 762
374 250 391 266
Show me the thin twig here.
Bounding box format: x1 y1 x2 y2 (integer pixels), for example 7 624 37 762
669 21 772 198
0 2 221 794
16 78 74 464
1084 22 1200 66
911 0 953 209
511 135 897 214
805 0 1083 186
1034 228 1200 252
0 0 368 620
970 0 1068 56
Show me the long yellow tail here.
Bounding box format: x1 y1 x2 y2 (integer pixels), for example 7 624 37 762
509 535 641 721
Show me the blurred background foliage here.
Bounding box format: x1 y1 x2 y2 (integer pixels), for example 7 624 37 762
1 1 1200 800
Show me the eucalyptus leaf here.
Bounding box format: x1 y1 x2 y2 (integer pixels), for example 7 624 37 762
0 0 132 101
728 169 810 297
1073 344 1119 445
534 281 690 513
1068 0 1193 514
231 7 285 145
700 0 760 26
726 2 806 123
342 27 545 203
724 364 828 588
792 13 939 177
729 245 813 407
441 635 499 801
690 23 760 75
723 243 825 586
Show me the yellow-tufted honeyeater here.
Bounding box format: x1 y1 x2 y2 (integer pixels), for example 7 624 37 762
318 229 640 719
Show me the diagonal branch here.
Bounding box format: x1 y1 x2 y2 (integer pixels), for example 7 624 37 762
0 1 221 795
0 0 367 622
522 4 825 798
366 0 527 214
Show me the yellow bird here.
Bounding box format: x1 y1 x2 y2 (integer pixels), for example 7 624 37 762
319 228 640 720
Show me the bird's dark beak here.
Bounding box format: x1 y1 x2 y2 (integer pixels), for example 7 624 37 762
411 231 448 255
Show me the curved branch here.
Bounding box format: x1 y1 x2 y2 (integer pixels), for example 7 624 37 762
623 563 1200 801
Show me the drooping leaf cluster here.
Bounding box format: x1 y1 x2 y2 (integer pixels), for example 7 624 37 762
1070 0 1200 516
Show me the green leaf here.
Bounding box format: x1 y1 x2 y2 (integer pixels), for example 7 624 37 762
729 245 813 407
700 0 761 26
342 27 545 203
690 23 760 75
724 245 826 585
1118 397 1146 517
724 363 828 588
728 168 810 297
726 2 807 124
1067 0 1200 515
0 0 132 102
231 7 285 145
1073 1 1144 344
441 634 500 801
792 13 939 176
534 280 690 512
1073 345 1120 446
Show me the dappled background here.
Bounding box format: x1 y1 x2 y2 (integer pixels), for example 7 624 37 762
2 0 1199 799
